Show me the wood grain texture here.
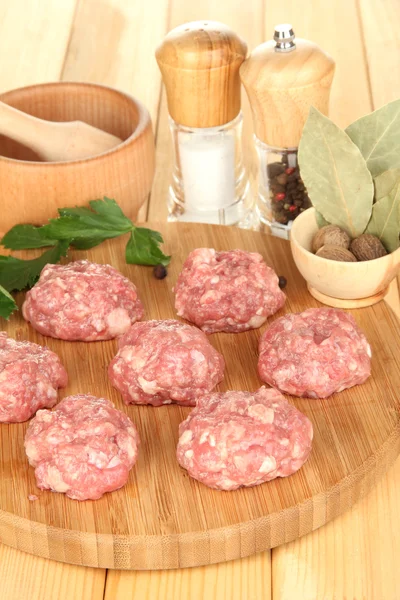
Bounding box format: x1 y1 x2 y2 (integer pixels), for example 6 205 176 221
1 223 400 570
0 0 78 93
0 544 105 600
61 0 169 125
0 82 154 233
358 0 400 110
156 22 247 128
104 552 270 600
61 0 170 223
240 38 335 147
272 452 400 600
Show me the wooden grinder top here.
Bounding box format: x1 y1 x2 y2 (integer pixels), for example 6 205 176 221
156 21 247 128
240 24 335 148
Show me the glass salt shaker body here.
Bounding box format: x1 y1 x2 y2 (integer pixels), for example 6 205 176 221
168 112 249 225
240 24 335 239
156 21 251 226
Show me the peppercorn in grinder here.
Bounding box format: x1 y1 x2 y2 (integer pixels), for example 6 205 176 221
156 22 251 225
240 25 335 238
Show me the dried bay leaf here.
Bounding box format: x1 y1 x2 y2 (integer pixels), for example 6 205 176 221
346 99 400 178
366 177 400 252
298 107 374 238
315 210 330 228
374 168 400 201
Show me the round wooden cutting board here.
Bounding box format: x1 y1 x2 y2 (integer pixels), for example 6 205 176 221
1 222 400 570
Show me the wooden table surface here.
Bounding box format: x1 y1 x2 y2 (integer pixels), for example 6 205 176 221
1 1 399 598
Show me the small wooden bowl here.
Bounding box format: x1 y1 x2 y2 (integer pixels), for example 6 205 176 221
0 82 155 234
290 208 400 308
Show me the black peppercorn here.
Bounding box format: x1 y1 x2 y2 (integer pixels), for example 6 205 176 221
278 275 287 289
267 159 311 226
153 264 168 279
267 163 285 178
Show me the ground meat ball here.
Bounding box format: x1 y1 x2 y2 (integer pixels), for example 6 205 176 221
22 260 144 341
109 320 225 407
25 394 140 501
177 387 312 490
0 333 67 423
258 308 371 398
174 248 286 334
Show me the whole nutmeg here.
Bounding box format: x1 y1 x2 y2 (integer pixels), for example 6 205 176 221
350 234 387 261
312 225 351 253
316 245 358 262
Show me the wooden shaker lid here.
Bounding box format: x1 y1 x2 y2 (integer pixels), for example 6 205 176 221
156 21 247 128
240 26 335 148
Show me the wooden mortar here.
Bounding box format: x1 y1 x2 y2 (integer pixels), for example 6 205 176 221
0 82 155 234
291 208 400 307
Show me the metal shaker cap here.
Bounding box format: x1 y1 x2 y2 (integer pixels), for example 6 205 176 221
273 24 296 52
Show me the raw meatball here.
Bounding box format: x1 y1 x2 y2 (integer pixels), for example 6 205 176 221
0 333 67 423
174 248 285 334
22 260 144 341
25 394 140 501
258 308 371 398
109 319 225 407
177 387 312 490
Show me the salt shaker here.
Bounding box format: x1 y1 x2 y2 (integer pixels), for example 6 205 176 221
156 21 250 225
240 24 335 238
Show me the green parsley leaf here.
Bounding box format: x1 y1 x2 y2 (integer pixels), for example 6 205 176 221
0 240 69 292
0 285 18 320
59 197 133 232
1 224 58 249
44 216 126 242
70 237 110 250
89 198 134 228
126 228 171 266
1 197 169 269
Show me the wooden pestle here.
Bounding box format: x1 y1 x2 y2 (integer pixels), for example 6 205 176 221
0 100 122 162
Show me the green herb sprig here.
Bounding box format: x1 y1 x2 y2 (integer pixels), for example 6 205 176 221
0 197 170 320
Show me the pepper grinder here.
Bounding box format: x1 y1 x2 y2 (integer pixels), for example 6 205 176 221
240 24 335 238
156 21 250 225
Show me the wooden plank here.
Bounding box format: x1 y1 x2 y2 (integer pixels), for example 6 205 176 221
104 553 271 600
0 0 78 93
61 0 170 221
358 0 400 109
61 0 168 125
263 1 395 599
272 456 400 600
148 0 264 222
0 544 105 600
